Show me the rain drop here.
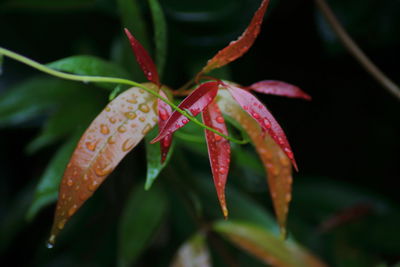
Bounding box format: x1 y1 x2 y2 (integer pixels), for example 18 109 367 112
252 112 260 119
214 134 222 141
216 116 224 123
109 117 117 124
219 167 227 175
139 103 150 113
108 136 116 144
139 116 146 122
100 124 110 135
159 109 169 120
141 124 152 135
68 204 78 216
67 179 73 186
85 141 97 151
285 194 292 202
139 89 145 94
125 112 137 120
118 125 127 133
182 118 189 124
57 219 67 230
122 138 135 152
105 107 111 112
88 180 98 191
95 164 113 176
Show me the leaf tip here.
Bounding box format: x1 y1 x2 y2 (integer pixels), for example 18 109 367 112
47 235 56 249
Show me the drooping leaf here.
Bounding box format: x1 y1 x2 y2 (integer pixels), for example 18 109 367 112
151 81 219 143
249 80 311 100
118 184 167 267
148 0 168 77
26 135 80 220
201 102 230 218
47 55 130 89
224 83 298 170
144 127 174 190
198 0 270 76
170 232 211 267
49 85 158 245
218 89 293 236
124 28 160 86
214 221 327 267
0 77 88 127
157 89 173 163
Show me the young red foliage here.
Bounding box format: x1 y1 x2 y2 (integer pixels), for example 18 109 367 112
224 83 298 171
124 28 160 86
249 80 311 100
49 85 158 245
217 90 293 236
198 0 270 76
151 81 219 144
157 90 173 163
201 102 230 218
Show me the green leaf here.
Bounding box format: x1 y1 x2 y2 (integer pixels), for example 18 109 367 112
1 0 95 10
26 135 80 220
118 183 168 267
145 127 174 190
148 0 167 78
171 232 211 267
47 55 130 89
0 77 89 127
214 221 327 267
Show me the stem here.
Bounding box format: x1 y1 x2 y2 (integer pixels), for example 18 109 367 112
0 47 248 144
315 0 400 101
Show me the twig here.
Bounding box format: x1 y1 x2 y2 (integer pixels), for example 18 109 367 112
315 0 400 101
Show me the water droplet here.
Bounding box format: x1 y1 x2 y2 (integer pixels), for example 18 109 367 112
152 117 158 122
57 219 66 230
108 136 116 144
127 98 137 104
105 107 111 112
139 103 150 113
284 148 294 159
88 180 99 191
67 179 73 186
279 156 290 166
285 194 291 202
100 124 110 135
61 193 66 199
216 116 224 123
182 118 189 124
85 141 97 151
125 112 137 120
122 138 135 152
47 236 56 248
252 112 260 119
139 116 146 122
263 119 271 129
162 138 171 147
139 89 145 94
109 117 116 124
214 134 222 141
278 137 284 145
118 125 127 133
142 124 152 135
219 167 227 175
75 185 80 190
68 204 77 216
159 109 169 120
130 123 137 128
95 164 113 176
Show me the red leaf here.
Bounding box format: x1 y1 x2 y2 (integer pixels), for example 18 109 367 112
249 80 311 100
224 83 298 171
48 85 158 245
217 90 293 236
157 90 173 163
151 81 219 143
198 0 270 75
124 28 160 86
202 102 230 218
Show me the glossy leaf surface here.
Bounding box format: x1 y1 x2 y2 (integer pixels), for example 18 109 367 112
224 83 297 170
249 80 311 100
151 81 219 143
171 233 211 267
199 0 270 75
202 102 230 218
49 86 158 245
157 89 173 163
214 221 327 267
124 28 160 86
118 184 167 267
148 0 167 77
218 89 293 236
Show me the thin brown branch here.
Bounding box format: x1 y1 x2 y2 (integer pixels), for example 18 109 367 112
315 0 400 101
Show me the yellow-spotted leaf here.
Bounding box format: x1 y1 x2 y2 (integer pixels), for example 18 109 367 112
217 89 293 236
48 85 158 246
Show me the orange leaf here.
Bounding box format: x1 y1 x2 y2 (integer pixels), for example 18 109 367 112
198 0 270 76
217 89 292 236
202 102 230 218
48 84 158 245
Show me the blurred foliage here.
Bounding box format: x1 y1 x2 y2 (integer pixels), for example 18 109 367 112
0 0 399 266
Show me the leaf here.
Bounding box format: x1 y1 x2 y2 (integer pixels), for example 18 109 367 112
0 54 3 75
118 184 167 267
0 77 88 127
201 102 230 218
49 85 158 245
217 89 293 236
249 80 311 100
214 221 327 267
171 233 211 267
148 0 168 77
1 0 95 10
198 0 270 76
47 55 130 90
151 81 219 143
144 127 174 190
224 83 297 171
157 89 173 163
26 135 80 220
124 28 160 86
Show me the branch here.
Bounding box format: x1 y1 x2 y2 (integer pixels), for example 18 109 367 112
315 0 400 101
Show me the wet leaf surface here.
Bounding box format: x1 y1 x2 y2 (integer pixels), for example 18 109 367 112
249 80 311 100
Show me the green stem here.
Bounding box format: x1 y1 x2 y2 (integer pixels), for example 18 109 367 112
0 47 248 144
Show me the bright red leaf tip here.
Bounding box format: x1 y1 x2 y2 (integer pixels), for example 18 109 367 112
249 80 311 100
202 102 230 218
151 81 220 144
198 0 270 76
124 28 160 86
224 83 298 171
158 90 173 163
